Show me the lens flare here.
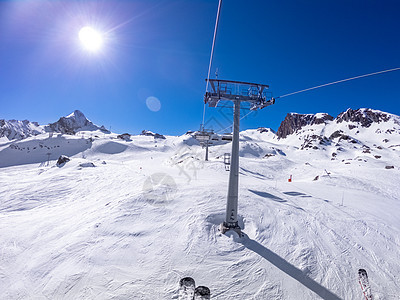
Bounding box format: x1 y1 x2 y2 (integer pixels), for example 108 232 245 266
146 96 161 112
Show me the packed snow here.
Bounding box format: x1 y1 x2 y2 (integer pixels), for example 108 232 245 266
1 110 400 299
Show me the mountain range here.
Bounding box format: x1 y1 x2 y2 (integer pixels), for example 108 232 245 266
2 108 399 143
0 110 109 142
1 107 399 172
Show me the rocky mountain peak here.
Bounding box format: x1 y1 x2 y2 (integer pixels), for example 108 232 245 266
66 110 90 127
46 110 102 134
336 108 391 127
276 113 334 139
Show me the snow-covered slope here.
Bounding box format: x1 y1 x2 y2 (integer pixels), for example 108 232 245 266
0 134 93 168
1 108 399 299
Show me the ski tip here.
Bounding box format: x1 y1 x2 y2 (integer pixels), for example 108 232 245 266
195 286 211 299
179 277 195 288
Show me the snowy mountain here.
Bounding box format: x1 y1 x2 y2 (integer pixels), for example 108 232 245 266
0 119 44 142
0 108 399 299
0 110 109 143
45 110 109 135
274 108 400 153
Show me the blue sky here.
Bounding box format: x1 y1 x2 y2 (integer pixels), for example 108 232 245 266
1 0 400 135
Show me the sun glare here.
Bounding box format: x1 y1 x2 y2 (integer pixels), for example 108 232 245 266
79 26 103 52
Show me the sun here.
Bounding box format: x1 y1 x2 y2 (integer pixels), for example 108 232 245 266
79 26 103 52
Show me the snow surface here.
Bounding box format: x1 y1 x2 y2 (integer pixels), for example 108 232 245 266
1 120 400 299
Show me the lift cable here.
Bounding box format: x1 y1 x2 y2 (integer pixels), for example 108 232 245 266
201 0 223 131
276 66 400 99
216 109 254 134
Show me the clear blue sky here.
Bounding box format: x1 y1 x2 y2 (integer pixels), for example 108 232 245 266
1 0 400 135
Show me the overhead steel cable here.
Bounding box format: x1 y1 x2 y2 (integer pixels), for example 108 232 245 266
201 0 223 130
277 67 400 99
216 109 254 134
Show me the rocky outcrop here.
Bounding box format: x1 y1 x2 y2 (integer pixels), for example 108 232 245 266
257 127 276 134
300 135 331 150
117 133 131 141
277 113 334 139
141 130 166 139
328 130 358 144
56 155 70 167
336 108 391 127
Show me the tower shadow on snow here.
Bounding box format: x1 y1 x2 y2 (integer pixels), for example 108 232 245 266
248 189 287 202
239 234 343 300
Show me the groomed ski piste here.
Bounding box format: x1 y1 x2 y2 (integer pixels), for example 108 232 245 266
1 110 400 299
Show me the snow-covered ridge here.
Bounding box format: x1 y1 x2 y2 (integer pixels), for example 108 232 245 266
2 108 398 143
1 107 400 168
0 119 44 141
0 110 108 142
276 108 400 140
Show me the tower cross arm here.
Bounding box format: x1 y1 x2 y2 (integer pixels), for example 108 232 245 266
205 78 269 89
204 78 273 109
